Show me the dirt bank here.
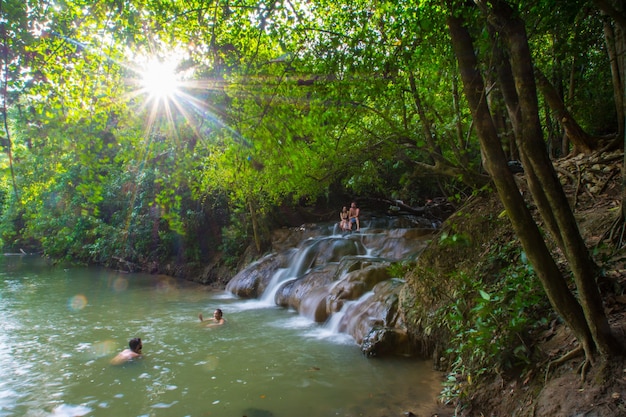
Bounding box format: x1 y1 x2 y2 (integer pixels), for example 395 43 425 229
402 151 626 416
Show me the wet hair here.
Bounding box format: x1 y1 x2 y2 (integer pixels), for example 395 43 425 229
214 309 223 317
129 338 142 352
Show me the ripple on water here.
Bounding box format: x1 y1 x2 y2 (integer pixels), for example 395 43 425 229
303 326 356 345
151 401 178 408
271 315 316 330
50 403 92 416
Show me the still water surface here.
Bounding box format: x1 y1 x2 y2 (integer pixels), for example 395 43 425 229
1 256 440 417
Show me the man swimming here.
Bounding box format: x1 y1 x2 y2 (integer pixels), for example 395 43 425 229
110 337 143 365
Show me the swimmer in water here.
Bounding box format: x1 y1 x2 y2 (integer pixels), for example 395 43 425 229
110 337 143 365
198 309 225 327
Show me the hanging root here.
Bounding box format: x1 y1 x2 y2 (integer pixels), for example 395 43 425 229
545 345 584 385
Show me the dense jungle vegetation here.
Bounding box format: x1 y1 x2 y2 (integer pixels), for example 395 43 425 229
2 0 626 413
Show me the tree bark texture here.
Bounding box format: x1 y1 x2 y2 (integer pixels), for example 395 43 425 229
446 12 597 359
480 0 620 357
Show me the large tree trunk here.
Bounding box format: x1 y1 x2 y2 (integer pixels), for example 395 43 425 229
446 12 597 359
480 0 620 358
487 25 519 161
488 30 566 252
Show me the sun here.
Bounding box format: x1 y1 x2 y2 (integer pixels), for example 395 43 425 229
139 58 181 101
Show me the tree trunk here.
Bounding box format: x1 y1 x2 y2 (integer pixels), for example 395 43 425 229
446 12 597 359
488 24 565 251
602 16 625 139
451 74 473 165
408 70 440 154
594 0 626 228
534 69 597 154
481 0 620 357
488 24 520 160
0 19 19 202
248 199 261 253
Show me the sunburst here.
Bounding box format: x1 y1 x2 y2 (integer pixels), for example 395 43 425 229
140 58 181 102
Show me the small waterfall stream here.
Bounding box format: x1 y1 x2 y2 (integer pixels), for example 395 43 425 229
259 240 322 305
226 216 435 356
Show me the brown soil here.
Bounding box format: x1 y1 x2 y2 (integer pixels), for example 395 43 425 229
405 150 626 417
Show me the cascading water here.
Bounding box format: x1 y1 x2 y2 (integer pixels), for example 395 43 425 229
259 239 321 305
226 215 435 356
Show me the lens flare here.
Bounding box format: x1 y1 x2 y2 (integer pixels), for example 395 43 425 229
68 294 88 311
155 276 177 293
112 277 129 292
140 59 180 101
202 355 219 371
91 340 116 357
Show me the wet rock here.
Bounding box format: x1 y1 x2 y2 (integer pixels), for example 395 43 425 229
361 326 410 357
227 218 434 356
303 237 363 267
338 279 408 349
328 263 392 308
226 252 288 297
275 263 337 313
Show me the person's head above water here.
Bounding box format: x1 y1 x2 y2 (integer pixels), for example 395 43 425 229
110 337 143 365
129 337 142 354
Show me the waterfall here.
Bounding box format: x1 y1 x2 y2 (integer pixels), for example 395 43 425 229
226 216 435 356
324 290 375 334
259 239 319 305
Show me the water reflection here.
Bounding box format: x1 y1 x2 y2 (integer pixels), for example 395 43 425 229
0 255 441 417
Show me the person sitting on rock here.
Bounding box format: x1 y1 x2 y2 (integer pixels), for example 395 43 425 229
348 201 360 231
340 206 349 231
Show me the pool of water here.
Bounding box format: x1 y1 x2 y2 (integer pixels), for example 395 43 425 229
0 255 441 417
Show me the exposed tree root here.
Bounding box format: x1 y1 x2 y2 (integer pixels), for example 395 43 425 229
576 358 591 383
545 345 584 385
596 210 625 253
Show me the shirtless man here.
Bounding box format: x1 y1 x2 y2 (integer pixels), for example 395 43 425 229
199 308 225 327
110 337 143 365
348 202 360 231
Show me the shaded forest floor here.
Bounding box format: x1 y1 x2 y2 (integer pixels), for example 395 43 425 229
419 150 626 417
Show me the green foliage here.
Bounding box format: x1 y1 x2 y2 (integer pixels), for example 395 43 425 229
0 0 620 276
219 207 251 268
438 230 471 247
387 260 415 279
437 246 549 404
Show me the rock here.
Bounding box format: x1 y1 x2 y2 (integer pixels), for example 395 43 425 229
226 253 287 297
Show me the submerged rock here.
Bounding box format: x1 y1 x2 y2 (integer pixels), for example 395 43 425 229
242 408 275 417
